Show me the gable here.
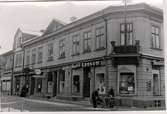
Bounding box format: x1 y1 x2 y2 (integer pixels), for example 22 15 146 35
44 19 66 35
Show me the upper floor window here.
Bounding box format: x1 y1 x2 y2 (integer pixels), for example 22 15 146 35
15 53 22 67
38 47 43 64
47 43 54 61
31 48 36 65
26 50 30 65
83 31 91 53
16 36 22 48
72 34 80 56
151 25 160 49
59 39 65 58
120 23 133 45
95 26 105 50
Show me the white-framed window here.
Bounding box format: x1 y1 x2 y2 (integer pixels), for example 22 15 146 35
95 26 105 49
151 25 160 49
16 36 22 48
120 23 133 45
83 31 91 52
72 34 80 55
48 43 53 61
15 53 22 67
26 50 30 65
31 48 36 65
37 47 43 64
59 39 65 58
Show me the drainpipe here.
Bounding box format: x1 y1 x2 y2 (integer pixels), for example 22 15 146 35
124 0 127 45
102 14 109 92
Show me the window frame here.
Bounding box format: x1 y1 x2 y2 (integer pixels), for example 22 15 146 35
59 39 65 58
72 34 80 56
151 25 161 49
120 23 133 46
95 26 105 50
37 46 43 64
47 43 54 61
83 31 92 53
31 48 36 65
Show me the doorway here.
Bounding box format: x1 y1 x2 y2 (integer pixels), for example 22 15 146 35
53 71 57 97
30 77 35 95
153 70 160 96
83 67 91 98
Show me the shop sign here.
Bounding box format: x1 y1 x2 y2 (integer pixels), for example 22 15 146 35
72 60 104 69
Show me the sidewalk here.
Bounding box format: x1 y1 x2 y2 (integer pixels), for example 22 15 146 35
28 96 92 107
26 96 165 111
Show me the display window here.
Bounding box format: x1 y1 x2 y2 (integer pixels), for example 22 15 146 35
119 72 135 95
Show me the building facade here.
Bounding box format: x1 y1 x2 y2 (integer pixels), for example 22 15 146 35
9 3 164 106
0 50 14 95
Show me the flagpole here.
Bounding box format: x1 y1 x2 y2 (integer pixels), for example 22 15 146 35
124 0 127 46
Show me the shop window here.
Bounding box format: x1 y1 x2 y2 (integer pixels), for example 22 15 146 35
96 73 105 94
73 75 80 93
47 72 53 93
59 70 65 93
36 78 42 93
119 73 135 95
15 78 20 92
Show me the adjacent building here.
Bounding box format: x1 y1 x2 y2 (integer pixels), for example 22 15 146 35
0 50 14 95
1 3 164 107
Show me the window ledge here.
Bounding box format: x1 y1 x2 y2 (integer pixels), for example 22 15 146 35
83 49 91 54
58 56 66 59
72 53 80 57
151 47 162 51
94 47 106 52
37 61 43 64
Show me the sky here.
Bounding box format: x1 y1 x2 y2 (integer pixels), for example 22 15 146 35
0 0 163 54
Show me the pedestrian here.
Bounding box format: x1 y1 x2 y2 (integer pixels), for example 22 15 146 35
106 87 115 108
91 88 100 108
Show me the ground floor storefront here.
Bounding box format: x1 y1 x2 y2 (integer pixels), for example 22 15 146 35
1 73 12 95
12 56 165 107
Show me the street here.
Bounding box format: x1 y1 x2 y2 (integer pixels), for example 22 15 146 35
1 95 112 112
1 94 165 112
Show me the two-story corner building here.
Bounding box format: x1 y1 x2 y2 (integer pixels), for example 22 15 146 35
13 3 164 107
12 28 41 95
0 50 14 95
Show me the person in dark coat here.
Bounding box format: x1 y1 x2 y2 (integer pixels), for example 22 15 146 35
91 88 100 108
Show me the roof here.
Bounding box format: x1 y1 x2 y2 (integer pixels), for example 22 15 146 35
0 50 13 57
43 19 66 35
22 3 163 47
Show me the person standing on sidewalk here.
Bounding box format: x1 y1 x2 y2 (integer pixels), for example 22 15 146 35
106 87 115 108
91 88 100 108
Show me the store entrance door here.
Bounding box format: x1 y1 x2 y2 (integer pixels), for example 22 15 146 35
53 71 57 97
83 67 91 98
30 77 35 95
